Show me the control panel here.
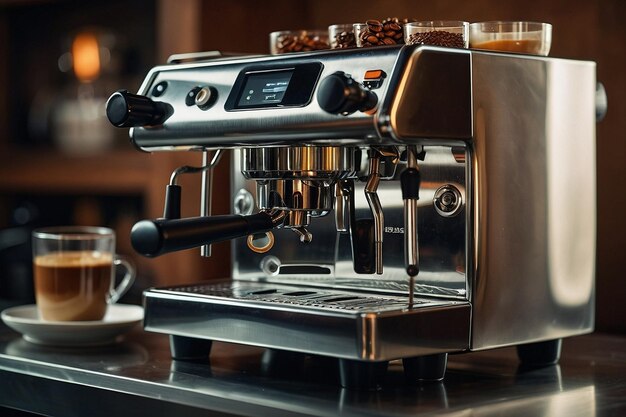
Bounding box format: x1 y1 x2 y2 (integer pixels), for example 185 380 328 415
123 46 403 150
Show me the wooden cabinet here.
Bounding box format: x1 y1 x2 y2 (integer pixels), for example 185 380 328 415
0 0 229 289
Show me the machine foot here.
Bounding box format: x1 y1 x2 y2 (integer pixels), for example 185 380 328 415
261 349 306 378
517 339 562 368
338 359 388 390
403 353 448 382
169 335 213 361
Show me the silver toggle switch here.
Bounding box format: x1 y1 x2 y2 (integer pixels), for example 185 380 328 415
234 189 254 215
433 185 463 217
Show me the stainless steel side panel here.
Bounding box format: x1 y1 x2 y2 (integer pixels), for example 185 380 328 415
470 53 596 349
384 47 472 143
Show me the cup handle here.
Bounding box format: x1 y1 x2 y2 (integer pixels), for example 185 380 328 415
109 255 136 304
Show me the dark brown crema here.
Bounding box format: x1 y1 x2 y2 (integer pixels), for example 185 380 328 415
34 251 112 321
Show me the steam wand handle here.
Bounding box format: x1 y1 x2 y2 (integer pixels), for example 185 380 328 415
131 212 276 257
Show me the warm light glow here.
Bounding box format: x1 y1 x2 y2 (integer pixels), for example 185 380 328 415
72 32 100 82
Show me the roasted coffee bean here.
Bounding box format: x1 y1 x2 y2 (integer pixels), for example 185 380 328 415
357 16 414 47
406 30 465 48
275 31 330 54
367 20 383 30
333 30 356 49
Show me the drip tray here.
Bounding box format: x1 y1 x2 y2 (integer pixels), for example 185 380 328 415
143 280 471 361
160 281 424 313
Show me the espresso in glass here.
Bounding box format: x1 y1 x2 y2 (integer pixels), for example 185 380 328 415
32 226 135 322
34 251 113 321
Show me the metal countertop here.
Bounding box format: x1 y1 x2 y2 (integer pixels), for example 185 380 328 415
0 322 624 417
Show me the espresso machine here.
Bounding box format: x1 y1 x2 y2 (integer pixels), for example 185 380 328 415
106 44 602 389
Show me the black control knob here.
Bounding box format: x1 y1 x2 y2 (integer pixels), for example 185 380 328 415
317 72 377 115
106 89 167 128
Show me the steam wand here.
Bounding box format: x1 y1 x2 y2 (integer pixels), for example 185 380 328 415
365 150 384 275
200 150 224 257
162 150 223 255
401 146 422 307
163 149 222 219
131 149 284 258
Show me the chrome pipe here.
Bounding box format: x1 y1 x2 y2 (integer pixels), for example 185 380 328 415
365 152 384 275
200 150 224 257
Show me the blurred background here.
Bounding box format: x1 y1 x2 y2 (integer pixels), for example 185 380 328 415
0 0 623 332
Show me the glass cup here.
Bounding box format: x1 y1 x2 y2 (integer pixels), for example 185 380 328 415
404 21 469 48
353 23 369 47
32 226 135 321
328 23 357 49
469 21 552 56
269 30 329 55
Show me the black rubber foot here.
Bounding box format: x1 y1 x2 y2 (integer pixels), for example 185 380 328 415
169 335 213 361
261 349 306 378
517 339 562 368
403 353 448 382
338 359 389 390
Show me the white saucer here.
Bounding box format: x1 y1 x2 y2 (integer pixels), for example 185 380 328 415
1 304 144 347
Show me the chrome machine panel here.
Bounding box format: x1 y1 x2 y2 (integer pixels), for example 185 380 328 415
114 44 599 386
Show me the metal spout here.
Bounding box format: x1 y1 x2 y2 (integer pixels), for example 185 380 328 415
365 151 384 275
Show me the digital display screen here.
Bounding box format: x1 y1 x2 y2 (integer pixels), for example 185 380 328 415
225 62 321 111
237 70 294 107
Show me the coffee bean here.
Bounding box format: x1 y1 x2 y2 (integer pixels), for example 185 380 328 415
332 30 356 49
274 31 330 54
406 30 465 48
356 16 415 47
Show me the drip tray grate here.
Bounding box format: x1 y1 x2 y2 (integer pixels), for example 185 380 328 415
154 281 436 313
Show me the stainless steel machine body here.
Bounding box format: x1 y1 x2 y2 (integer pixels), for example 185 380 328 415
112 45 597 378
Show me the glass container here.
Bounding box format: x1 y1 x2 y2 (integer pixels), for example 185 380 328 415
469 21 552 56
404 21 469 48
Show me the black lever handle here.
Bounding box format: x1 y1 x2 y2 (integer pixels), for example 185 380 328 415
317 71 377 115
106 89 168 128
131 213 275 257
